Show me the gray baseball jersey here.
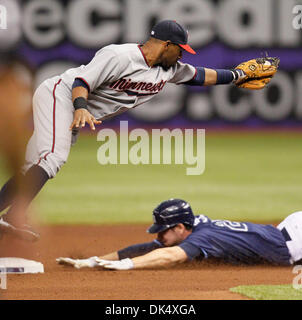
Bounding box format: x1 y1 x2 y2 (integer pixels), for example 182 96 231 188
61 43 196 120
23 43 196 178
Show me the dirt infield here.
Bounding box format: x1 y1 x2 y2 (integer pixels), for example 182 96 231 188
0 225 294 300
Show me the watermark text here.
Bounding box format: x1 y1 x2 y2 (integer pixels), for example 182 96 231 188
97 121 205 175
292 265 302 290
0 5 7 30
293 5 302 30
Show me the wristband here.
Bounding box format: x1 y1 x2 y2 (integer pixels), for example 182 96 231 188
215 69 246 84
231 69 246 83
73 97 88 110
215 69 235 84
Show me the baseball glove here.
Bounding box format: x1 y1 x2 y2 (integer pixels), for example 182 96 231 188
234 57 280 90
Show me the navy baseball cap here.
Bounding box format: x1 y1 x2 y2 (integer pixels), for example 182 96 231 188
150 20 196 55
147 199 195 234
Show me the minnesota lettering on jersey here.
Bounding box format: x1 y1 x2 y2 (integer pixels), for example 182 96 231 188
109 78 166 96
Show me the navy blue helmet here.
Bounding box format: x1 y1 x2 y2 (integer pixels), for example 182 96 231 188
147 199 195 234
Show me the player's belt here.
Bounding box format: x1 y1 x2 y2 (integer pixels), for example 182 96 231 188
281 227 292 242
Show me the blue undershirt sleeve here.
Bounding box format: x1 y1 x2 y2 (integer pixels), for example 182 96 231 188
72 78 90 92
118 240 163 259
184 67 205 86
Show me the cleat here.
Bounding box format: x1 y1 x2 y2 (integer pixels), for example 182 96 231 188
0 218 40 242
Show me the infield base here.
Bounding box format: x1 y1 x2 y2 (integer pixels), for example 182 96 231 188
0 258 44 274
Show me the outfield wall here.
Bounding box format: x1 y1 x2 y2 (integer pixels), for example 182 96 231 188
2 0 302 128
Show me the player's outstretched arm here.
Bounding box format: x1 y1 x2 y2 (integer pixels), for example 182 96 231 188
56 246 187 270
56 240 164 269
97 246 188 270
186 67 246 87
132 246 188 269
186 57 279 89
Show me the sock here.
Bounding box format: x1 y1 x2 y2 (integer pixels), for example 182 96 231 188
2 165 49 225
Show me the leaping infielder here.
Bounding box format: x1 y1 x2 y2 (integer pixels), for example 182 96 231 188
0 20 279 241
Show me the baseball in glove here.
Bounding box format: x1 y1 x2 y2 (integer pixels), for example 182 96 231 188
234 57 280 90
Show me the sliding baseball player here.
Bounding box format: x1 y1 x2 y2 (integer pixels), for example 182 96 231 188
57 198 302 270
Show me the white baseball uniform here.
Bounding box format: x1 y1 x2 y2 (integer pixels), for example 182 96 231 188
277 211 302 264
23 43 196 178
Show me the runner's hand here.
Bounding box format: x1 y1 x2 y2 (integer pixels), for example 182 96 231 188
96 258 134 270
56 256 99 269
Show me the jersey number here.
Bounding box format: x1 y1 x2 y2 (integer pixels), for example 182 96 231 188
213 220 248 232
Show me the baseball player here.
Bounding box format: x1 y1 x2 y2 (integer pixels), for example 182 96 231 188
0 0 39 242
0 20 278 241
57 198 302 270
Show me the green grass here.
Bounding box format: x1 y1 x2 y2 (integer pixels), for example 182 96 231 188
0 131 302 225
230 284 302 300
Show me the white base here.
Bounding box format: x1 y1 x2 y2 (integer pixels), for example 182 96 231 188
0 257 44 274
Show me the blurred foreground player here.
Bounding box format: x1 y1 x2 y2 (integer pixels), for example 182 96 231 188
0 0 40 241
57 199 302 270
0 19 279 240
0 0 38 241
0 58 39 242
